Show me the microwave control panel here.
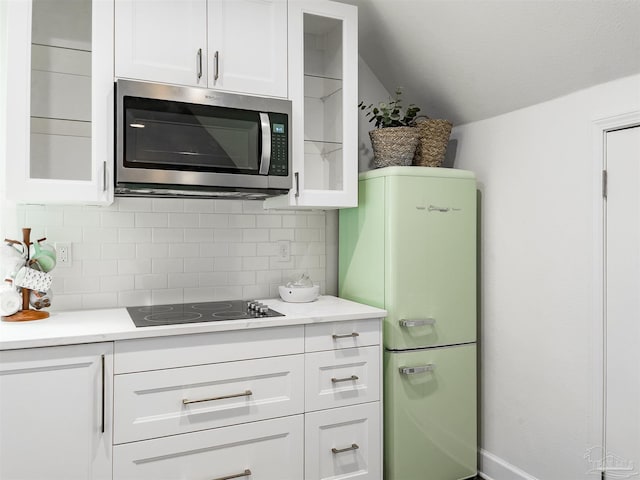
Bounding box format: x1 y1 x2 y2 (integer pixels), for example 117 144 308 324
269 112 288 176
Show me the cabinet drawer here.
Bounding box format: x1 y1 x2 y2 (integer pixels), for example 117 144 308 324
114 354 304 444
305 346 380 412
305 319 381 352
305 403 381 480
114 325 304 373
114 415 303 480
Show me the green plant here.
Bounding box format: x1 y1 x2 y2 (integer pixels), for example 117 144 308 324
359 88 421 128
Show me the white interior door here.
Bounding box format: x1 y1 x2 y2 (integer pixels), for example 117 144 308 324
605 125 640 478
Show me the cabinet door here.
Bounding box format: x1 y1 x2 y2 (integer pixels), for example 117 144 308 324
208 0 287 97
3 0 113 205
264 0 358 210
114 415 304 479
115 0 207 87
0 343 113 480
305 403 381 480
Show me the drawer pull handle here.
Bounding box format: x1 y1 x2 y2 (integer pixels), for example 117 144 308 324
331 375 359 383
332 443 359 454
211 468 252 480
399 364 435 375
332 332 359 339
399 318 435 328
183 390 252 405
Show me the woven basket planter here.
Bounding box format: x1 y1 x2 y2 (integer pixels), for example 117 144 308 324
369 127 420 168
412 118 453 167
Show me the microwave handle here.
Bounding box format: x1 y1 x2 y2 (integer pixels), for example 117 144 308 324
259 113 271 175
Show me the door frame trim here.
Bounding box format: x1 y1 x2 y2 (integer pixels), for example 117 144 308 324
591 110 640 472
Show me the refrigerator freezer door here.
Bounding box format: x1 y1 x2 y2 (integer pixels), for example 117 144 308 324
384 343 477 480
384 173 476 350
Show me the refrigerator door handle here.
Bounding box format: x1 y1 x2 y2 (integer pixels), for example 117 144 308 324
399 364 435 375
399 318 436 327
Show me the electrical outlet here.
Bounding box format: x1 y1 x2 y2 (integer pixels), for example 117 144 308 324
277 240 290 262
55 242 71 266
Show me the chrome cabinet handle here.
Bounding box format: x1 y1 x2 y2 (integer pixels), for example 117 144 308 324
399 318 436 327
197 48 203 80
100 354 105 434
183 389 252 405
331 375 359 383
258 112 271 174
294 172 300 197
102 161 107 192
214 50 219 81
332 443 359 454
211 469 252 480
399 364 435 375
332 332 359 339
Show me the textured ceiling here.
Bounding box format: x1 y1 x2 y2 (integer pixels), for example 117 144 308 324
336 0 640 125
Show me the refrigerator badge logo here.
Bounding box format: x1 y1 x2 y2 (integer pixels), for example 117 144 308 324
415 205 463 213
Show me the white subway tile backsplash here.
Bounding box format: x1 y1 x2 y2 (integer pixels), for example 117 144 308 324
184 199 215 213
83 227 118 243
168 272 199 289
152 198 184 213
118 259 152 275
184 228 214 243
215 199 243 213
168 213 199 228
119 227 152 244
199 214 229 228
184 257 214 273
102 243 136 259
136 243 169 259
257 215 282 228
213 228 243 243
16 198 327 311
152 258 184 274
135 212 168 228
243 256 269 271
100 275 135 292
242 228 269 243
135 273 167 290
101 211 135 228
214 257 242 272
152 228 184 243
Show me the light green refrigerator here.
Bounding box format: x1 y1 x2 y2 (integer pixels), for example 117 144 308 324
339 166 477 480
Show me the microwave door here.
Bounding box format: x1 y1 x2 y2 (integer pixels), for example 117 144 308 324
259 112 271 175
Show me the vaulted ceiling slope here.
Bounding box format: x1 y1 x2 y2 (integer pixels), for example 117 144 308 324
337 0 640 125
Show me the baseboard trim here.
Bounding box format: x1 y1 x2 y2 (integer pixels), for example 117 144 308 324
479 449 540 480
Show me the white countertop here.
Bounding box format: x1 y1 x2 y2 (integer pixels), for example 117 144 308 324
0 296 387 350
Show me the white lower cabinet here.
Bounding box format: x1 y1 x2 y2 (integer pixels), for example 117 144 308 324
0 343 113 480
114 354 305 444
305 403 381 480
113 415 304 480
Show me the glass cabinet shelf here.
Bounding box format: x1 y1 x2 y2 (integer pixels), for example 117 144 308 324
304 74 342 101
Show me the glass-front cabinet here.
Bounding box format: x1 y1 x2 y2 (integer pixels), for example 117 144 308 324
3 0 113 205
265 0 358 209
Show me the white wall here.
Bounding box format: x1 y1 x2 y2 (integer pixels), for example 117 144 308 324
452 73 640 480
8 198 327 311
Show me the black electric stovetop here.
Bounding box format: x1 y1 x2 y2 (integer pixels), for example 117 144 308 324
126 300 283 327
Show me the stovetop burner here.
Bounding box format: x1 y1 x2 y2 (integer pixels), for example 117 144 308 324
127 300 284 327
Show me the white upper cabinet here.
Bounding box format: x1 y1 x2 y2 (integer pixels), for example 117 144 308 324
208 0 288 98
115 0 288 98
115 0 208 87
264 0 358 210
3 0 114 205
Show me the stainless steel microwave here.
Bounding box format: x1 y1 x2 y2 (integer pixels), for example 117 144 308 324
115 80 291 199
